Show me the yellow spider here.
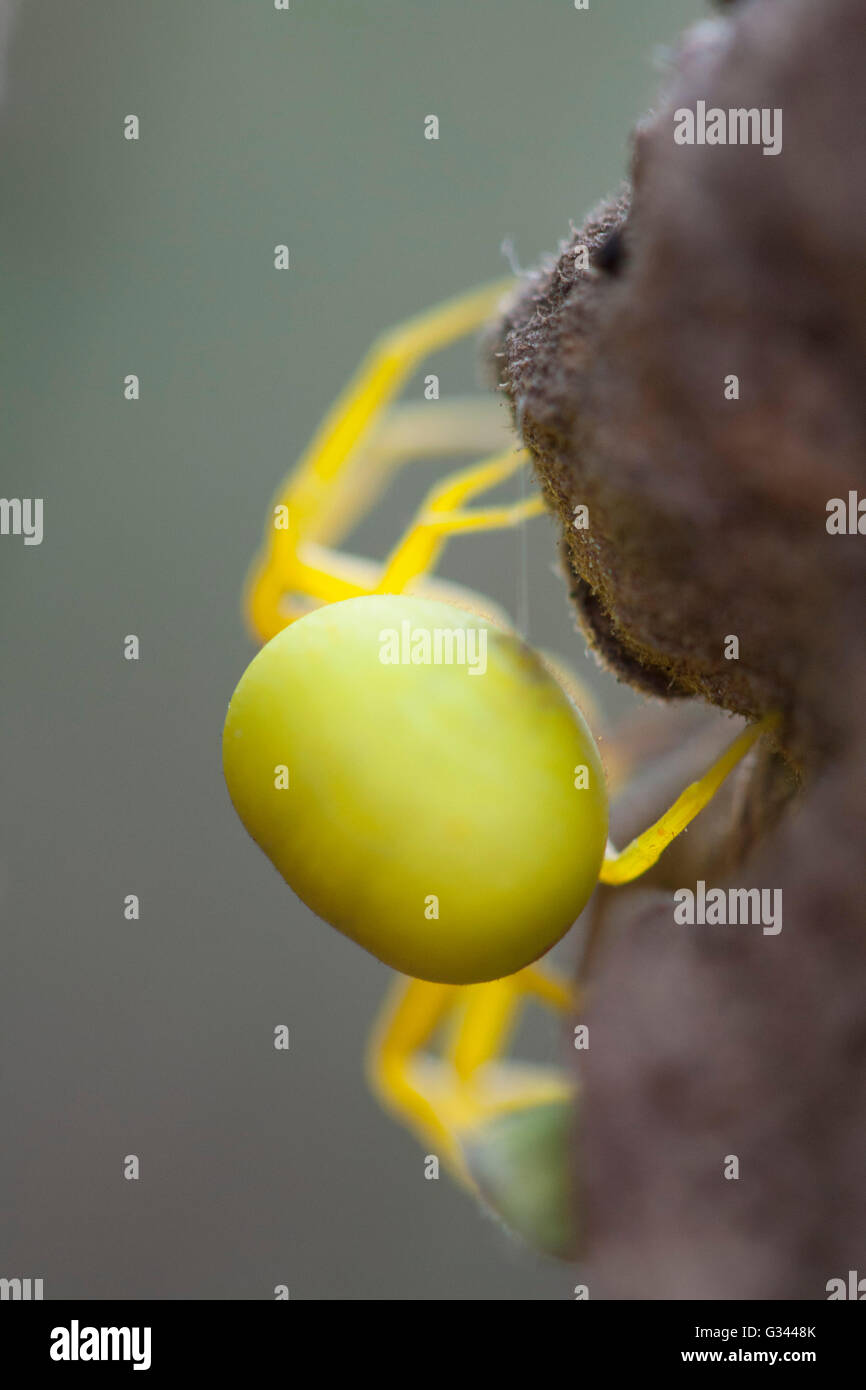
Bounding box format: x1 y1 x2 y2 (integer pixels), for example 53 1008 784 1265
222 279 777 1253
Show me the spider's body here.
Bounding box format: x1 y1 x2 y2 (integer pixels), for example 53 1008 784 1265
223 282 776 1247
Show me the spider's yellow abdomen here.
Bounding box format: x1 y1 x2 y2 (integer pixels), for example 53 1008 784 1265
222 595 607 984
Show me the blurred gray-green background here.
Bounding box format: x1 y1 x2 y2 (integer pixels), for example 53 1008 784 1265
1 0 700 1299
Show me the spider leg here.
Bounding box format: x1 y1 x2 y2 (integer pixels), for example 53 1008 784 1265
444 965 576 1137
366 976 468 1172
599 712 781 885
307 397 512 549
245 279 515 640
248 443 545 638
245 399 517 640
367 964 577 1188
374 447 545 594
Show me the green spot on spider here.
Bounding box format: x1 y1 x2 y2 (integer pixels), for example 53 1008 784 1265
462 1099 577 1260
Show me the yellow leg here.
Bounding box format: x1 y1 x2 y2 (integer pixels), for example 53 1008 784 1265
245 281 515 641
247 444 544 639
447 977 523 1083
366 976 465 1168
291 397 510 550
599 712 781 885
447 963 575 1082
274 279 514 526
519 962 578 1014
246 446 543 640
375 447 544 594
367 964 577 1187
